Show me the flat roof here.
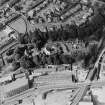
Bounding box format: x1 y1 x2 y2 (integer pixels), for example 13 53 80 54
3 77 28 93
9 18 26 34
92 86 105 104
79 102 93 105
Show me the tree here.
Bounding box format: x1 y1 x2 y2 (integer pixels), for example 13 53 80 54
9 0 21 7
40 53 47 66
14 46 26 55
78 26 86 39
12 61 20 71
14 4 23 11
27 44 34 50
0 23 4 31
18 33 28 44
20 55 35 69
6 49 14 56
59 54 69 64
6 56 14 63
52 53 61 65
14 53 22 61
46 55 53 65
33 55 41 67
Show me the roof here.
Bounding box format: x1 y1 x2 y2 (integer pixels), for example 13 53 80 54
19 102 33 105
79 102 93 105
0 75 12 83
8 17 26 34
92 86 105 104
3 77 28 94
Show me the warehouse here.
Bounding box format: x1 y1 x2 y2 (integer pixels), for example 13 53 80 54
2 77 29 99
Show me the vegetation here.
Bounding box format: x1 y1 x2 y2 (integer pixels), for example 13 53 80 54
27 13 105 51
6 56 14 63
20 55 35 69
12 61 20 71
6 49 14 56
1 3 105 73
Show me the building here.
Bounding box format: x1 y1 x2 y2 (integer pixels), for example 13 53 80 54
0 74 12 85
79 102 93 105
2 77 29 100
78 92 93 105
91 86 105 105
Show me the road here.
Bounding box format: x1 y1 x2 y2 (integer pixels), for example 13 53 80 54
3 83 78 105
94 48 105 69
2 80 105 105
0 41 19 55
30 2 93 31
34 72 72 83
0 85 2 105
70 85 90 105
0 85 4 105
87 47 105 80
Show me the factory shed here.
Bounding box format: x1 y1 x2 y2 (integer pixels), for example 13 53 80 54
2 77 29 99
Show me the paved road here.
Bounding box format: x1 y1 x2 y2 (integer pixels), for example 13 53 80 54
3 83 78 105
0 85 2 105
94 48 105 69
0 41 19 55
0 85 4 105
34 72 72 82
3 80 105 105
70 85 89 105
87 47 105 80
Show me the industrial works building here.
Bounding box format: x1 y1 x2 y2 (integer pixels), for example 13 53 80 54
2 77 29 99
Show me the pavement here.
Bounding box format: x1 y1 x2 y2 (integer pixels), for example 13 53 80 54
4 79 105 105
70 85 89 105
0 40 19 55
9 18 26 34
0 85 2 104
35 89 73 105
0 84 4 105
2 77 105 105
